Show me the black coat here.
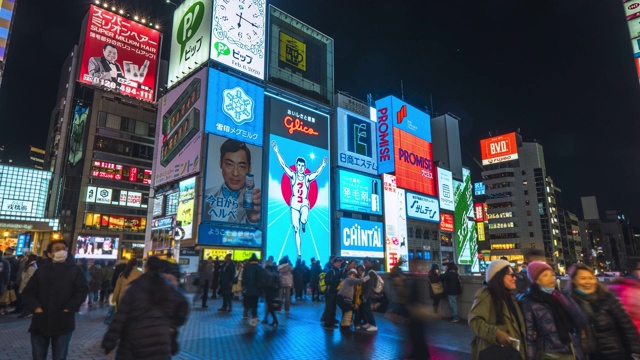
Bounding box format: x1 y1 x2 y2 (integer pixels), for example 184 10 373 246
21 260 89 337
102 273 189 360
441 270 462 296
219 261 236 287
292 265 305 290
242 262 264 297
309 263 322 286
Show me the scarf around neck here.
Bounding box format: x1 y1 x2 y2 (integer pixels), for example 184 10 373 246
528 284 574 344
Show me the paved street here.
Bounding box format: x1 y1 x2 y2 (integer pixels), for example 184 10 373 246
0 295 473 360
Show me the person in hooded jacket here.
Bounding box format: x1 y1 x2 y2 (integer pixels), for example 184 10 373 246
441 262 463 322
277 256 293 313
21 240 88 360
519 261 587 360
102 256 188 359
566 263 640 360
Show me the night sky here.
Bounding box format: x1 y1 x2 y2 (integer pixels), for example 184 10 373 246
1 0 638 223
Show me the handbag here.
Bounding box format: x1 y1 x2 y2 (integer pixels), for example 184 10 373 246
0 288 16 305
431 282 444 295
478 344 521 360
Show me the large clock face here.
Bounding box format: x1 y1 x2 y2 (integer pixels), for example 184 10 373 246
214 0 265 49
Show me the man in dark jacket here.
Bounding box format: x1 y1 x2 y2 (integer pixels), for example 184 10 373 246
198 258 214 308
22 240 89 360
218 253 236 312
0 250 10 296
441 262 462 322
242 253 265 326
322 257 343 330
309 258 322 302
360 257 379 332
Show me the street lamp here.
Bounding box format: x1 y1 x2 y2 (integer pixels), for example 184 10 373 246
53 233 60 240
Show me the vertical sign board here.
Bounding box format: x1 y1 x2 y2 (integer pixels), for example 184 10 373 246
266 96 330 262
168 0 213 87
202 134 263 226
336 108 378 175
176 177 196 241
211 0 266 80
438 168 455 211
153 67 207 187
339 218 384 258
454 168 479 271
336 170 382 215
382 174 408 271
78 5 161 103
204 68 265 146
393 128 436 196
474 182 486 196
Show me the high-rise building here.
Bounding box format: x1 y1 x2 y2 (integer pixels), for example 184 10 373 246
29 146 45 170
0 0 17 90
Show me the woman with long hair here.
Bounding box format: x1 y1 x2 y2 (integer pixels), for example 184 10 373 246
566 263 640 360
469 259 526 360
112 258 142 306
428 263 444 315
102 256 189 359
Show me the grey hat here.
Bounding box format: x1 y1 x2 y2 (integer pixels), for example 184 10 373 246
485 259 511 283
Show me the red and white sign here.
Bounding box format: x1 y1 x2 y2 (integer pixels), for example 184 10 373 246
78 5 161 102
440 213 454 232
480 132 519 165
625 0 640 20
474 203 484 222
393 128 436 196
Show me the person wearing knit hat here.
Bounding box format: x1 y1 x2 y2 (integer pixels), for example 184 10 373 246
469 260 527 359
526 261 553 284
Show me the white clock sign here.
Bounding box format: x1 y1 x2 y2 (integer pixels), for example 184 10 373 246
211 0 266 80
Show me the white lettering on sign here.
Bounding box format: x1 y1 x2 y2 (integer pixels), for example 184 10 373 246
490 141 508 155
343 224 382 248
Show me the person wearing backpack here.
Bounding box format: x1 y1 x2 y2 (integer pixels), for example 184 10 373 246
361 257 379 332
442 262 463 322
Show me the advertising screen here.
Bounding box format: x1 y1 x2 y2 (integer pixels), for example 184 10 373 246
86 186 148 208
204 68 265 146
440 213 454 232
202 247 233 260
75 235 119 259
176 177 196 241
202 134 263 225
438 167 454 211
210 0 266 79
339 218 384 258
78 5 160 102
335 108 378 174
0 0 15 63
233 249 262 261
0 166 51 218
383 174 408 271
406 192 439 223
336 170 381 215
266 96 330 262
477 222 485 241
152 195 164 217
474 203 484 222
393 128 436 196
474 182 486 196
625 0 640 20
165 192 179 215
168 0 212 87
68 106 89 166
153 67 207 187
480 132 519 165
198 223 262 247
91 161 151 184
630 16 640 38
454 168 479 270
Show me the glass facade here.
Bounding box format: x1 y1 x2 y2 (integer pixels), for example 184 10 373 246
0 165 50 219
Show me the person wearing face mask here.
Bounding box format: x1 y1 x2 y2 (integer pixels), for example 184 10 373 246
566 263 640 360
21 240 89 360
518 261 587 360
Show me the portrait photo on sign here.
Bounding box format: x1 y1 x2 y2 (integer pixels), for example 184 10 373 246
202 134 263 226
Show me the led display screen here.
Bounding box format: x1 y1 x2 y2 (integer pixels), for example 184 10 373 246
176 177 196 241
335 107 378 175
382 174 408 271
339 218 384 258
86 186 147 208
438 168 455 211
406 192 439 223
78 5 160 102
454 168 478 270
68 106 89 166
91 161 151 184
393 128 436 196
75 235 119 259
336 169 381 215
480 132 519 166
198 223 262 247
440 213 454 232
474 182 486 196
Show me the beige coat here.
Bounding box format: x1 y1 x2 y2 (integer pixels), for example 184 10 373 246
112 268 142 305
468 287 526 360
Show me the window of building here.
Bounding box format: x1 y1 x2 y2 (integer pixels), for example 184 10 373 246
524 190 528 196
530 232 534 238
135 121 149 136
106 114 121 129
522 170 526 175
528 221 533 226
527 210 531 216
525 200 530 205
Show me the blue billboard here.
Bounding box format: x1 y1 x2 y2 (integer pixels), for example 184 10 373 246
339 218 384 258
336 108 377 174
406 192 440 223
375 95 431 174
198 223 262 247
205 68 265 146
336 169 381 215
474 182 486 196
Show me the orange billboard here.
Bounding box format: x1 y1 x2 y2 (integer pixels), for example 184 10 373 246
393 128 436 196
480 132 519 165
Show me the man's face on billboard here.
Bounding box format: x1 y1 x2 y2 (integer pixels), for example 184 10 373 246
296 160 306 175
103 45 118 62
220 149 250 191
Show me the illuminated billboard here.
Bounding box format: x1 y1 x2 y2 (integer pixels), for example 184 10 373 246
383 174 408 271
168 0 212 87
75 235 119 259
375 96 431 174
625 0 640 20
176 177 196 241
211 0 266 80
0 0 15 63
406 192 439 223
336 108 378 175
630 16 640 38
393 128 436 196
153 67 207 187
91 161 151 184
474 203 484 222
339 218 384 258
336 169 381 215
474 182 486 196
454 168 478 270
198 223 262 247
202 134 263 225
440 213 454 232
204 69 265 146
68 106 89 166
438 168 454 211
266 96 330 262
268 6 334 104
86 186 147 208
480 132 519 165
477 222 485 241
0 166 51 218
78 5 160 102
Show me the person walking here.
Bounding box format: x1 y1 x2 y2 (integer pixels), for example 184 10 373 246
112 259 142 307
21 240 89 360
277 256 293 313
519 261 586 360
322 257 343 330
608 257 640 335
337 268 364 333
102 256 189 358
441 262 463 322
566 263 640 360
468 259 526 360
292 258 305 300
242 254 265 327
87 260 103 308
360 257 380 332
218 253 235 312
261 260 280 327
197 258 214 308
99 261 114 306
309 258 322 302
427 264 444 316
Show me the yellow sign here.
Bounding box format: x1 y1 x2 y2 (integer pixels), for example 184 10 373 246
477 222 485 241
233 249 261 261
202 248 232 260
279 32 306 71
